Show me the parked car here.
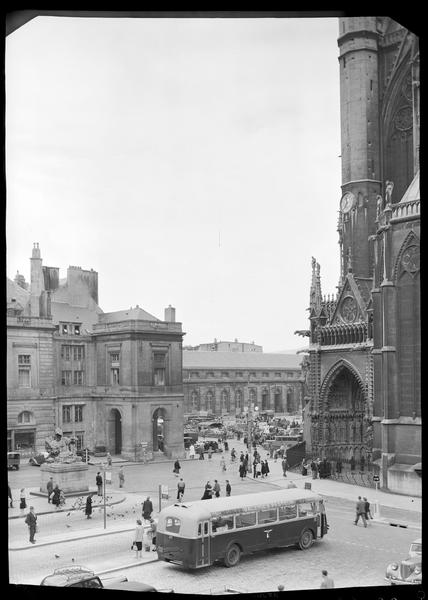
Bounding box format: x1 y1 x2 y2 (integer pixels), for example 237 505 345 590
385 538 422 585
7 452 21 470
40 565 173 592
29 452 49 466
195 440 221 453
93 445 107 457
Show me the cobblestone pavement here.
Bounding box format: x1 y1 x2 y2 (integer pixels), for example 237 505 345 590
9 437 421 589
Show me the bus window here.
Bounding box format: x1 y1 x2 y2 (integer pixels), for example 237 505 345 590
165 517 181 533
204 522 209 535
258 508 277 524
236 512 256 528
212 515 234 533
198 523 202 536
298 502 317 517
278 504 297 520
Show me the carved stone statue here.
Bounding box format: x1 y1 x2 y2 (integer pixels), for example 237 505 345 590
44 427 81 463
385 180 394 205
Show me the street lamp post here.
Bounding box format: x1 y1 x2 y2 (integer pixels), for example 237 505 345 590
101 463 107 530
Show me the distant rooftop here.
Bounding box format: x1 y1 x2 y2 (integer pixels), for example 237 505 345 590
183 351 302 370
98 305 159 323
399 170 419 203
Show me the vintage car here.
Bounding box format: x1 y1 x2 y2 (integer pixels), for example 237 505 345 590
40 565 173 592
7 452 21 470
385 538 422 585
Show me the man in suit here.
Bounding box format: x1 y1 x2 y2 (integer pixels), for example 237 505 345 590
354 496 367 527
25 506 37 543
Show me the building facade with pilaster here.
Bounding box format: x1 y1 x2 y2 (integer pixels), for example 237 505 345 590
7 245 185 460
183 351 303 417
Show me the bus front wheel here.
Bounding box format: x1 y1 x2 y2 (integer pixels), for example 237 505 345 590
224 544 241 567
298 529 314 550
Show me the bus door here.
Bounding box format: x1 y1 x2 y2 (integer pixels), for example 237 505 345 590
197 521 210 567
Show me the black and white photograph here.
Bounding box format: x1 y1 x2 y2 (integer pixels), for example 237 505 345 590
6 10 421 595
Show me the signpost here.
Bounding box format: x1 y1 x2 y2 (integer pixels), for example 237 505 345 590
373 474 380 518
158 484 169 512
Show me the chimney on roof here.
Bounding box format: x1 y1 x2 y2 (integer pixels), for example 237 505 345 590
164 305 176 322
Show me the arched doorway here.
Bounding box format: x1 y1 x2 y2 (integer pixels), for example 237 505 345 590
261 388 269 411
274 389 282 412
107 409 122 455
152 407 166 453
323 364 366 463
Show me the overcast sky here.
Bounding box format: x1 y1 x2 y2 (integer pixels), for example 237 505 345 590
6 15 342 352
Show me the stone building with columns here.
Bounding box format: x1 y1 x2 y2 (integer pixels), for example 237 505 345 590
183 351 303 417
296 17 420 495
7 244 185 460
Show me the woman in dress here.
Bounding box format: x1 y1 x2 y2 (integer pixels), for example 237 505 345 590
19 488 27 515
134 519 144 559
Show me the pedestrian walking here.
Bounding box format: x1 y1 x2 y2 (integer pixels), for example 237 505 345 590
25 506 37 544
281 457 288 477
142 496 153 521
149 517 157 551
224 440 229 452
213 480 221 498
96 472 103 496
118 466 125 488
220 456 226 472
189 444 196 459
51 484 61 509
363 496 373 520
46 477 54 503
301 459 307 476
239 462 246 481
261 460 266 478
173 459 181 476
199 446 205 460
265 458 270 476
320 570 334 588
311 460 318 479
85 493 93 519
274 449 278 462
354 496 367 527
19 488 27 514
133 519 144 559
230 448 236 462
177 478 185 502
225 480 231 496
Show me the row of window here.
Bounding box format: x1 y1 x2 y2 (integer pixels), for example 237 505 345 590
165 501 318 535
189 371 298 379
62 370 84 386
62 404 83 423
60 323 81 336
61 345 85 360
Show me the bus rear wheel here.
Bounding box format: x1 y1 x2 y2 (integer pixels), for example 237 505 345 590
298 529 314 550
224 544 241 567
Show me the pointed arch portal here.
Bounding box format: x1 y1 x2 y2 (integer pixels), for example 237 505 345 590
317 362 368 462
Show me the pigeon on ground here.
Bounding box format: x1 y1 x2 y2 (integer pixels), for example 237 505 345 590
66 524 71 528
55 554 60 558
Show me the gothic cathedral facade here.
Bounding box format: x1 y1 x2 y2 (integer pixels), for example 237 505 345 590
299 18 420 495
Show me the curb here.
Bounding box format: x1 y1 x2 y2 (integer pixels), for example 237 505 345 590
97 556 159 576
8 495 126 520
9 523 136 551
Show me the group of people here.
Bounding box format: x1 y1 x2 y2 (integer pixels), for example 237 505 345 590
354 495 374 527
201 479 231 499
132 497 157 559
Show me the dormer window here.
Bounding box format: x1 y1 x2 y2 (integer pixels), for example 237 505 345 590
74 324 81 335
62 324 69 335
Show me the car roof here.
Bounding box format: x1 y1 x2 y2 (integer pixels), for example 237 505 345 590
412 538 421 544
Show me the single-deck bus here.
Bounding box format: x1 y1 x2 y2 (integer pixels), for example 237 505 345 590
156 488 328 569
